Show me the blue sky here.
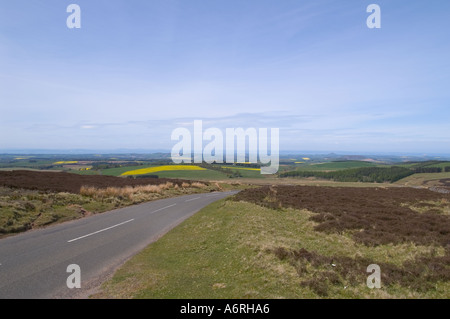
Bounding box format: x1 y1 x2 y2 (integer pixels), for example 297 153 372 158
0 0 449 153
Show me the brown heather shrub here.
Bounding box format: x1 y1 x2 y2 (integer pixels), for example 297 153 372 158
273 246 291 261
272 246 450 294
181 182 191 188
0 170 188 194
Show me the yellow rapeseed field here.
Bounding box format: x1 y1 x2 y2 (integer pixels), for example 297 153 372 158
121 165 206 176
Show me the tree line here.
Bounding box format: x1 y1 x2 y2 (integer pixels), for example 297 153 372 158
279 166 415 183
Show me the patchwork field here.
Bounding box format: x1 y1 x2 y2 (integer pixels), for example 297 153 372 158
2 155 450 187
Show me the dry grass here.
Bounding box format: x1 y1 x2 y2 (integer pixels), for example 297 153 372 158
158 182 174 191
80 182 200 200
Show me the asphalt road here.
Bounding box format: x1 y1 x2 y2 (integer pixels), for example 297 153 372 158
0 191 237 299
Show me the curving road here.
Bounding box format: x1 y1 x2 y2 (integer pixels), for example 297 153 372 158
0 191 237 299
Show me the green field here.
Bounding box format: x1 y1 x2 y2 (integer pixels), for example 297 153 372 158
292 161 381 171
69 169 100 175
423 161 450 169
396 161 450 169
0 167 60 172
101 165 150 176
154 169 228 180
0 159 54 170
395 172 450 186
218 166 264 179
